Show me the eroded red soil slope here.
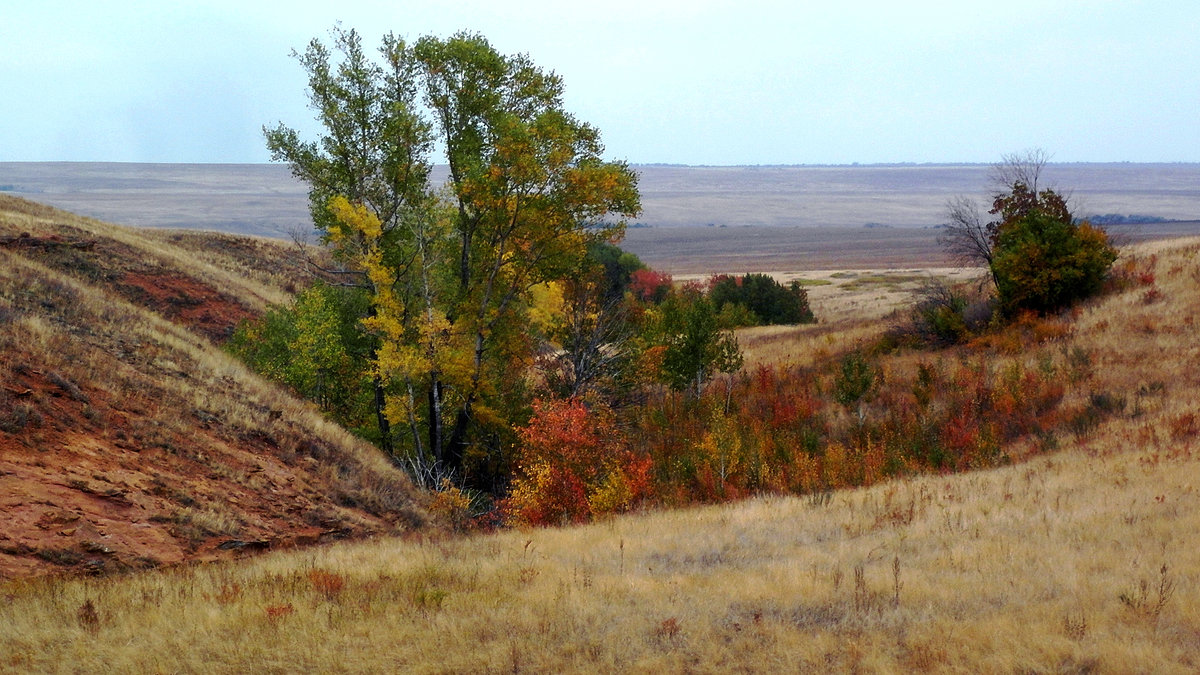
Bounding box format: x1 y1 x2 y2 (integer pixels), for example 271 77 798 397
0 196 425 579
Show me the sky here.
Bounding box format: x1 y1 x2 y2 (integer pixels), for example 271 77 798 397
3 0 1199 165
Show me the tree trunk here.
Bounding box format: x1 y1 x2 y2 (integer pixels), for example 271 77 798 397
429 373 445 472
364 300 393 457
446 405 470 476
405 381 424 459
445 330 487 478
373 374 393 457
458 210 472 296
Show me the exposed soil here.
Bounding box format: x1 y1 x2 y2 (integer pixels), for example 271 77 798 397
0 232 95 251
118 270 255 342
0 213 269 344
0 360 392 579
0 197 424 580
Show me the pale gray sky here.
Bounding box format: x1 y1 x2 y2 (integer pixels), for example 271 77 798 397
3 0 1198 165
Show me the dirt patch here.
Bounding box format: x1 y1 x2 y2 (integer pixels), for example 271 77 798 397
147 229 312 295
0 198 426 580
0 364 393 580
0 205 262 344
119 271 255 342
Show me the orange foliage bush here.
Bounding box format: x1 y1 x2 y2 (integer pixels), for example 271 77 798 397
307 569 346 600
506 318 1075 523
506 398 650 525
428 480 474 532
265 604 295 622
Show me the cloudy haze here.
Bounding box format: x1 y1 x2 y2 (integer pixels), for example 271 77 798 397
3 0 1198 165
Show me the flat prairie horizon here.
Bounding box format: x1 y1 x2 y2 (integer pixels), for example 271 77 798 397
2 161 1198 272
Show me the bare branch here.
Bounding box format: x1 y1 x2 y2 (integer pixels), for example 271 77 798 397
540 279 635 400
939 195 992 268
989 148 1051 196
288 226 369 288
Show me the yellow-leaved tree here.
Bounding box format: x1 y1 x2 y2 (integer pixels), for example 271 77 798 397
265 27 640 487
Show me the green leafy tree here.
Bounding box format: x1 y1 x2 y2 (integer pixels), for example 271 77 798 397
264 27 433 457
264 27 639 484
228 283 372 431
587 241 647 301
656 287 743 396
991 203 1117 316
988 169 1116 316
412 32 640 480
709 273 815 326
941 150 1117 320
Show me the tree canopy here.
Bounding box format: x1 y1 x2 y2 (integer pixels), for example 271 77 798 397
708 273 815 327
654 286 743 396
263 27 640 484
990 193 1117 315
940 150 1117 318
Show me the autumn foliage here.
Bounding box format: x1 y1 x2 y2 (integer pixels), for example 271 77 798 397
629 268 673 303
506 398 650 525
625 341 1069 507
502 304 1083 528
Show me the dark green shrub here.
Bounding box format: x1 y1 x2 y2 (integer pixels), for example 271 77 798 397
586 241 646 301
708 273 815 327
911 282 994 346
990 186 1118 316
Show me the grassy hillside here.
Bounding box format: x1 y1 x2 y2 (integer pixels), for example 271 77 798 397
2 204 1198 671
0 195 425 578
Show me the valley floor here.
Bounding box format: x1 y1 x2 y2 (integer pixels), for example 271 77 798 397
3 415 1198 673
4 233 1199 673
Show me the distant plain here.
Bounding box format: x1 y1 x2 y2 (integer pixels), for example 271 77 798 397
1 161 1198 273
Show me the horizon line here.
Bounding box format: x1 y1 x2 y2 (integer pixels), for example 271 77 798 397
4 159 1200 168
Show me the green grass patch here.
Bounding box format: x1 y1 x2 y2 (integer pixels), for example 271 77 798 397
840 273 930 291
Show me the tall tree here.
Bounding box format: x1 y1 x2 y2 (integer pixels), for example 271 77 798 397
939 149 1116 318
264 27 433 457
413 32 640 478
940 149 1056 287
266 28 640 483
656 287 743 397
990 192 1116 316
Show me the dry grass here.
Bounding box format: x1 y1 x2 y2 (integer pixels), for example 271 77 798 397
732 266 986 369
0 194 300 314
3 424 1197 672
3 237 1199 672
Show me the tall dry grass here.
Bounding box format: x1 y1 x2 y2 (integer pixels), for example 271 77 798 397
3 237 1199 672
2 422 1196 672
736 267 987 369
